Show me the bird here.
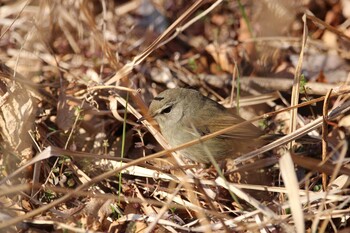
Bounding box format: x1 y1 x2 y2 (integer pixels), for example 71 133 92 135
147 88 265 164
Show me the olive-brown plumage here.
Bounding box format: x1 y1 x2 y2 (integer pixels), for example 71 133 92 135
148 88 264 163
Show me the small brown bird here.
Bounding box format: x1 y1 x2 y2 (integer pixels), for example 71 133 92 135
148 88 265 164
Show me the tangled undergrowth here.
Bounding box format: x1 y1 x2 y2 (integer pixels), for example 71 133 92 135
0 1 350 232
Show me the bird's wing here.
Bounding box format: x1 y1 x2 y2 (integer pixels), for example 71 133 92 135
184 113 263 140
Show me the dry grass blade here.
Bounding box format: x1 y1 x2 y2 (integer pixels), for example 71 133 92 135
144 184 183 233
279 152 305 233
240 76 350 95
158 0 224 47
291 154 350 177
1 0 350 232
289 14 308 147
235 115 323 164
105 0 207 85
0 0 30 39
306 13 350 40
215 177 295 232
222 91 280 107
322 90 332 189
0 146 183 229
235 92 350 164
0 145 53 186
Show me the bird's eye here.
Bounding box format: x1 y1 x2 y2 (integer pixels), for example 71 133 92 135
160 105 172 114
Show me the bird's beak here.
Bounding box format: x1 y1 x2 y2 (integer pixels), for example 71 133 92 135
137 112 155 123
137 116 145 123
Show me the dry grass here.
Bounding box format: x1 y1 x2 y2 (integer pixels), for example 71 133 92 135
1 0 350 232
